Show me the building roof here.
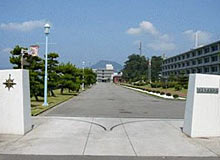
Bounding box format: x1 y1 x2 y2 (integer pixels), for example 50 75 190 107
165 40 220 60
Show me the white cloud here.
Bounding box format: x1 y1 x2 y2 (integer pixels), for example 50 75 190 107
159 34 172 42
127 20 176 52
127 21 159 35
147 41 176 51
127 28 142 35
1 48 12 53
139 21 159 35
0 20 47 32
183 30 212 45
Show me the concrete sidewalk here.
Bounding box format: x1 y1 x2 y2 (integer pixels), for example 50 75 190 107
0 117 219 157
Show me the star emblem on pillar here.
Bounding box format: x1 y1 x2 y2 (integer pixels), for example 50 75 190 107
3 74 16 91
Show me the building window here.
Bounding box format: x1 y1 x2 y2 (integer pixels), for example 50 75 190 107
198 50 202 56
204 47 210 53
182 55 185 59
197 59 202 64
182 63 185 67
192 69 195 73
186 53 190 58
211 66 218 72
192 52 196 57
197 68 202 73
186 62 190 66
178 56 181 60
178 64 181 68
192 60 196 65
211 45 218 52
204 67 209 73
211 56 218 62
204 57 210 63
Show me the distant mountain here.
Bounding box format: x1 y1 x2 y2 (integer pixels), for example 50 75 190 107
91 60 123 72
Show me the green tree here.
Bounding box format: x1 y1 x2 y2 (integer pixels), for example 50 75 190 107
122 54 148 82
46 52 59 96
57 62 81 94
9 45 44 101
176 71 188 87
84 68 97 86
151 56 163 81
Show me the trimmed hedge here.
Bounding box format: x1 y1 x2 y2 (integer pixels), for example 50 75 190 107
173 94 179 99
166 93 172 96
160 92 165 95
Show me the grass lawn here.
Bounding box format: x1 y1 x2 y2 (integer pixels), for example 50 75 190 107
121 83 188 98
142 85 187 97
31 89 78 116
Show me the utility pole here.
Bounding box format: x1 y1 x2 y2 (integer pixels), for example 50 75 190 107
148 57 151 83
82 61 85 91
139 41 142 55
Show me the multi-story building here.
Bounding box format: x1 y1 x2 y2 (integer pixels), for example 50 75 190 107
162 40 220 78
96 64 114 82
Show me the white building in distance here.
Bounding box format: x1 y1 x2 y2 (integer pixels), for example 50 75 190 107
96 64 114 82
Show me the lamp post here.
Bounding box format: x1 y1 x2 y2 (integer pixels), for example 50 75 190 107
43 23 50 106
82 61 85 91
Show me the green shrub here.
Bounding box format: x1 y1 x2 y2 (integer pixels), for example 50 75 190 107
151 83 156 88
174 85 182 91
162 84 167 89
160 92 165 95
183 84 188 89
151 82 162 88
173 94 179 98
156 91 160 94
166 93 172 96
167 82 177 88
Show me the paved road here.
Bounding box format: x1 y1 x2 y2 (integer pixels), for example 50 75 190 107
44 83 185 119
0 155 219 160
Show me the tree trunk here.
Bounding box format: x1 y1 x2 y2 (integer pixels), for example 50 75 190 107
34 95 39 101
61 88 64 94
51 90 55 97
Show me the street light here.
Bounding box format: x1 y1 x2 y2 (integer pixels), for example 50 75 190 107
42 23 50 106
82 61 85 91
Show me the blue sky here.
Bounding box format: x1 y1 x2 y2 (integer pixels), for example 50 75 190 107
0 0 220 68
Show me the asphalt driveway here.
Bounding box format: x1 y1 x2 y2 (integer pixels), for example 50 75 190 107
44 83 185 119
